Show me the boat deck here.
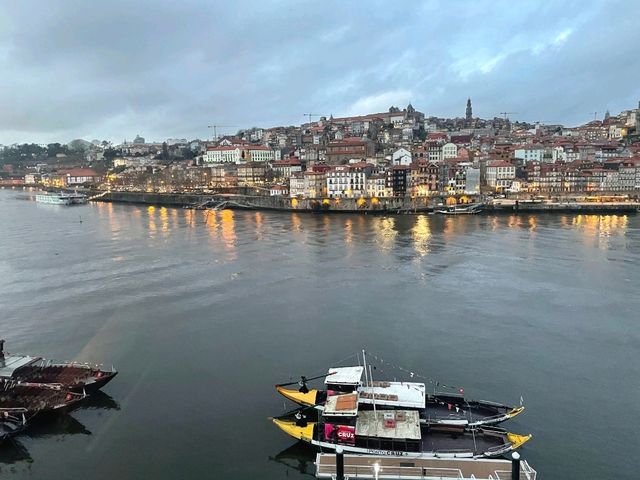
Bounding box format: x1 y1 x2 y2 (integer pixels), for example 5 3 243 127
421 430 504 455
316 453 537 479
0 384 81 412
424 400 507 424
11 365 96 386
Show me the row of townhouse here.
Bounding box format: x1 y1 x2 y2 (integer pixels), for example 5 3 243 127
283 159 480 199
522 157 640 192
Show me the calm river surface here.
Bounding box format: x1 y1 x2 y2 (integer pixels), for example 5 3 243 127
0 187 639 479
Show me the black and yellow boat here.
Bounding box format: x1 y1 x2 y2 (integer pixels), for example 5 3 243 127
272 392 531 459
276 366 524 430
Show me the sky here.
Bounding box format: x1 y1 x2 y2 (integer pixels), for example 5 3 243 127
1 0 639 144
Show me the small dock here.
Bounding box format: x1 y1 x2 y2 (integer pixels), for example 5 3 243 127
315 453 536 480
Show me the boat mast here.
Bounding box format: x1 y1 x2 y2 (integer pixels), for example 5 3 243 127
369 364 377 420
362 349 369 390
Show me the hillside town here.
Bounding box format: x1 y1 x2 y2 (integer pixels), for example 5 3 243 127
2 100 640 199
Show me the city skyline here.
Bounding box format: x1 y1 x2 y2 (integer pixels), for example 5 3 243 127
1 0 639 144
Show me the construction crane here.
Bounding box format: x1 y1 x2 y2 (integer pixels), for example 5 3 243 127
207 124 237 141
589 112 598 121
303 113 324 123
499 112 518 120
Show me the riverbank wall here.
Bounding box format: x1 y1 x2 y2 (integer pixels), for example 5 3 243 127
92 191 433 213
91 191 640 214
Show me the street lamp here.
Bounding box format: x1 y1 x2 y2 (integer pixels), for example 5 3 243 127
373 462 380 480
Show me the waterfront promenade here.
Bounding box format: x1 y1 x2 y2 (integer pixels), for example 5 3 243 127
90 189 640 214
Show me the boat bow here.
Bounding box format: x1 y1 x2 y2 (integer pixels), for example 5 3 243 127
272 417 315 442
276 386 318 407
507 432 532 450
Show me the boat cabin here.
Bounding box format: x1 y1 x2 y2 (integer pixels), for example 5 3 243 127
325 367 363 393
325 366 426 409
359 381 426 409
0 355 40 379
323 392 359 418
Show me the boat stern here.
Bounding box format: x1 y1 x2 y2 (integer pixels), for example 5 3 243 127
272 417 315 442
275 386 318 407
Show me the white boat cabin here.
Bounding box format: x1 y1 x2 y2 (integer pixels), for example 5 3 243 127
325 366 363 389
0 355 40 379
325 366 426 409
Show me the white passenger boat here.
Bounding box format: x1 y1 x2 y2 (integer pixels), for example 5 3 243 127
277 366 524 429
435 203 483 215
36 192 88 205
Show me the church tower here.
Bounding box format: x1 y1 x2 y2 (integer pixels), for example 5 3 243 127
465 98 473 124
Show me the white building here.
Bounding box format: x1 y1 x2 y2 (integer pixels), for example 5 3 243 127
205 146 241 163
442 143 458 160
366 174 387 197
486 160 516 190
204 146 277 164
289 172 305 197
250 129 264 142
327 165 366 198
392 148 412 166
619 159 640 190
514 145 547 163
464 166 481 194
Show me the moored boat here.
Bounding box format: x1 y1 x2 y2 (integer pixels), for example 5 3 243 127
0 381 85 416
35 192 87 205
0 408 28 442
276 366 523 429
0 341 117 393
272 395 531 459
435 203 483 215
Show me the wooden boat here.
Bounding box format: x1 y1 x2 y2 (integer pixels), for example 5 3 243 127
0 341 117 393
272 394 531 459
0 381 86 416
0 408 27 442
276 366 523 429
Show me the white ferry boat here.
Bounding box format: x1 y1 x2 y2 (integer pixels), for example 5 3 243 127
435 203 483 215
35 192 88 205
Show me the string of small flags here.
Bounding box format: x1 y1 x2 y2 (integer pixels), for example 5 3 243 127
365 351 465 394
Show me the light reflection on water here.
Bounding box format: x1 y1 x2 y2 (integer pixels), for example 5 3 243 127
411 215 431 257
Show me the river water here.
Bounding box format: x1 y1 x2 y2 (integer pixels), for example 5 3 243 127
0 187 638 479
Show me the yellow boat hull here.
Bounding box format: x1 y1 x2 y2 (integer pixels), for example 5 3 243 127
507 432 532 450
272 418 315 442
276 386 318 407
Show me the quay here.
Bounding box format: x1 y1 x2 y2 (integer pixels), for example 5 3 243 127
315 452 536 480
91 190 640 215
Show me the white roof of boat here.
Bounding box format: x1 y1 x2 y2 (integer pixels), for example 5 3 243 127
0 355 40 378
355 410 421 440
325 366 364 386
323 393 359 417
358 381 426 409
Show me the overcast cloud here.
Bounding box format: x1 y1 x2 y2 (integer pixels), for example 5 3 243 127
1 0 639 144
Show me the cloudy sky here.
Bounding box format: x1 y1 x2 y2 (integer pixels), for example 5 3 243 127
1 0 639 144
